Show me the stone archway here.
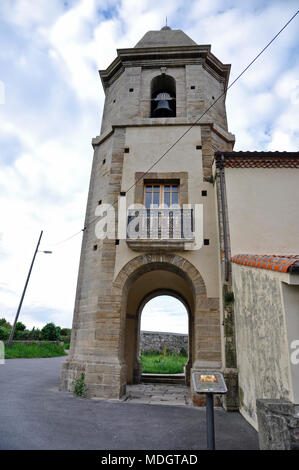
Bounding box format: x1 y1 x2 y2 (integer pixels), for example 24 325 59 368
113 254 221 399
61 253 221 401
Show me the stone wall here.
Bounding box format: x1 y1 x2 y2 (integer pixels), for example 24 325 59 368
232 263 295 429
140 331 188 354
257 399 299 450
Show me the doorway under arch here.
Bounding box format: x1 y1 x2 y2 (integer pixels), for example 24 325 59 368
122 267 195 386
139 293 189 380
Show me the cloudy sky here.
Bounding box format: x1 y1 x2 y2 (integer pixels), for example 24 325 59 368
141 296 188 334
0 0 298 331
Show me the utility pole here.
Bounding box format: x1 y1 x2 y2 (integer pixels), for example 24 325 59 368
8 230 44 345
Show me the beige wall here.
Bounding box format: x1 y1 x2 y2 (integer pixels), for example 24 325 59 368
232 263 297 429
113 125 221 299
225 168 299 255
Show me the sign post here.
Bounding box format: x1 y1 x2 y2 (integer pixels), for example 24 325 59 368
192 371 227 450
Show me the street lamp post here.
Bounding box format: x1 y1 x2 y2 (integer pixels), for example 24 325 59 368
7 230 52 345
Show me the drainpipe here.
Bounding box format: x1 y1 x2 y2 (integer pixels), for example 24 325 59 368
218 154 230 282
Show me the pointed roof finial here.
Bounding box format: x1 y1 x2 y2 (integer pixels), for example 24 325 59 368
161 17 171 31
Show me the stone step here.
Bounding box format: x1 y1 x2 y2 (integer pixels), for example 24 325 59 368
141 373 186 384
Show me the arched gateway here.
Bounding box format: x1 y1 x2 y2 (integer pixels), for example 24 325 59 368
114 254 220 388
61 254 221 401
60 26 236 406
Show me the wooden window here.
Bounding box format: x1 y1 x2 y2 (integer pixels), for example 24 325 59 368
144 183 179 208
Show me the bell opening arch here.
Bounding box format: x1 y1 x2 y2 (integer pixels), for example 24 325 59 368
150 74 176 117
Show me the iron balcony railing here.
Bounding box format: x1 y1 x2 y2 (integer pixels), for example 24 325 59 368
127 208 194 240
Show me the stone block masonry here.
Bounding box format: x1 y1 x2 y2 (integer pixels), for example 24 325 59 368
257 399 299 450
140 331 188 354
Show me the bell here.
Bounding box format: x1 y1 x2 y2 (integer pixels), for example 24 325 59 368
153 92 174 117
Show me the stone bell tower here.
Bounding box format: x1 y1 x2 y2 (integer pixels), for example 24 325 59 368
60 26 236 403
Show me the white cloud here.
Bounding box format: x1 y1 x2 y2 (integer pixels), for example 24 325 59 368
0 0 65 34
141 296 188 334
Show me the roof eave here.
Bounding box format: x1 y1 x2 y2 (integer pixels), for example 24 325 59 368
99 45 231 90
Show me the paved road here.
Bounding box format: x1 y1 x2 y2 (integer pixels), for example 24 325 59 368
0 357 258 450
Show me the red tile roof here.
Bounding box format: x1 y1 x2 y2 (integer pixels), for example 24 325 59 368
231 254 299 273
214 151 299 168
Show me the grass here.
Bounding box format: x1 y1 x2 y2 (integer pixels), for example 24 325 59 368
4 341 67 359
141 352 188 374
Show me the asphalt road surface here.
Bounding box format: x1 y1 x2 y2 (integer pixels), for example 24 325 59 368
0 357 258 450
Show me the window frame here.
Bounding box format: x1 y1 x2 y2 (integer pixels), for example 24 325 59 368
143 182 180 208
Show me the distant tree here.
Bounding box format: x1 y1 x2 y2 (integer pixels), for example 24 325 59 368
14 329 30 340
60 328 71 336
41 323 60 341
15 322 26 331
0 326 9 340
30 328 41 340
0 318 12 330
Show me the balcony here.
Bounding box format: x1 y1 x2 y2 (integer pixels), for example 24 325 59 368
126 208 195 251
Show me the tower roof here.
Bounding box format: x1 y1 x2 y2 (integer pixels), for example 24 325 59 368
99 27 231 91
135 27 197 48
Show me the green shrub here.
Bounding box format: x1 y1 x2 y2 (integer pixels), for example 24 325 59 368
0 327 9 340
41 322 60 341
60 328 71 336
72 373 86 397
14 329 31 340
15 322 26 331
30 328 41 340
60 335 71 344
